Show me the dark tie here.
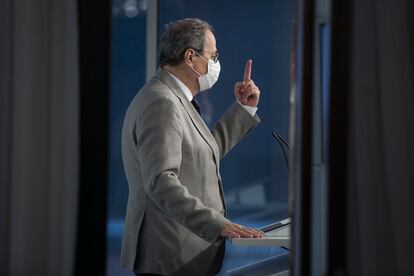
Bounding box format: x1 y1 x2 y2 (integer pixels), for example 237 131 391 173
191 99 201 115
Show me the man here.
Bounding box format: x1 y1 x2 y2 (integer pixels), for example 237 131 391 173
121 18 263 276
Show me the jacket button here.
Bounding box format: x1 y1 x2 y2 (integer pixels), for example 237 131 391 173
220 210 225 215
201 232 212 240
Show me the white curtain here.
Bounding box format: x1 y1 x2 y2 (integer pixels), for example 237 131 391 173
347 0 414 275
0 0 79 275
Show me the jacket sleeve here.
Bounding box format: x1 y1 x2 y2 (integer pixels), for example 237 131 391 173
136 97 230 243
211 102 261 160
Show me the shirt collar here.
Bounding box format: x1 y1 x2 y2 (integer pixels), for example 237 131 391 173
165 70 193 102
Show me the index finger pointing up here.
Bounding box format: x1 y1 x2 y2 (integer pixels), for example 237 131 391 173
244 59 252 81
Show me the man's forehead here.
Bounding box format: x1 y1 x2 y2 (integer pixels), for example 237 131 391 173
204 30 217 52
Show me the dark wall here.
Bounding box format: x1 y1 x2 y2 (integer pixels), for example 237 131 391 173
75 0 110 275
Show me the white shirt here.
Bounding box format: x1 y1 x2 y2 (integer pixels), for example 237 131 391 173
166 71 258 117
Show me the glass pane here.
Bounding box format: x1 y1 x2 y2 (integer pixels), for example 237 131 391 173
107 0 147 275
158 0 292 272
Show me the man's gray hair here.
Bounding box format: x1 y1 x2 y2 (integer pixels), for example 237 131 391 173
158 18 213 67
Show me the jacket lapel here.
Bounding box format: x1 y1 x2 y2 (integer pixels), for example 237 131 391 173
154 69 221 166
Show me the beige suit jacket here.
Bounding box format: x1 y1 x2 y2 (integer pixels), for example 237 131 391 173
120 68 260 275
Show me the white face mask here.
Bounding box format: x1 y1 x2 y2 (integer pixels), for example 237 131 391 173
191 53 221 92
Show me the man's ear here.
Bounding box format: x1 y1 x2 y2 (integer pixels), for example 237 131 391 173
183 48 195 66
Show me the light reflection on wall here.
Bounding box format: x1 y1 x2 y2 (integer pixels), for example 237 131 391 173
112 0 147 18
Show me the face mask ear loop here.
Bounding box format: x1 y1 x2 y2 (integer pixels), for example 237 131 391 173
192 51 210 75
190 65 202 77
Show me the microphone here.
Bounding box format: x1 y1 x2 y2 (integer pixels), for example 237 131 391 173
274 133 290 150
271 132 290 171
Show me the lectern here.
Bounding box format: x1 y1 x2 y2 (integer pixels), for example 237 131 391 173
230 218 290 248
227 218 291 275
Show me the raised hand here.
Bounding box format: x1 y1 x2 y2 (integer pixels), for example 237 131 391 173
234 59 261 107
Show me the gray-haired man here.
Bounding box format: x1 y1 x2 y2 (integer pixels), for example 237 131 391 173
121 18 263 276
